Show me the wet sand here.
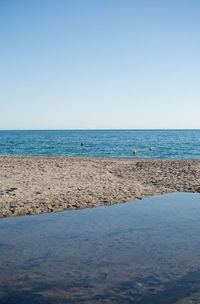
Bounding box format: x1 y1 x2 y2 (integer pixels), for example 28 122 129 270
0 156 200 218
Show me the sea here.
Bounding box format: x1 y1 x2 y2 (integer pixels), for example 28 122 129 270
0 129 200 159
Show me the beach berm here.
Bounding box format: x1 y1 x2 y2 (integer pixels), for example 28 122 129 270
0 156 200 218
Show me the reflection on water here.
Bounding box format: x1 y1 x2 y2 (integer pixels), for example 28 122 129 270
0 193 200 303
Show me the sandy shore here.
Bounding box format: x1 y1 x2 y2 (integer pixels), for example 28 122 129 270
0 156 200 218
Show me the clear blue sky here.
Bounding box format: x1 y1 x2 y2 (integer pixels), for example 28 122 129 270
0 0 199 129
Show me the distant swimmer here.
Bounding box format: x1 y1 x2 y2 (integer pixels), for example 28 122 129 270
81 143 83 146
12 146 15 151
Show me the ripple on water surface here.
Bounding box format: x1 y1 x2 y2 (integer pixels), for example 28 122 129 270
0 193 200 303
0 129 200 159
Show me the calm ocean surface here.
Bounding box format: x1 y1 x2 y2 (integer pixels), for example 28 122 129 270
0 129 200 159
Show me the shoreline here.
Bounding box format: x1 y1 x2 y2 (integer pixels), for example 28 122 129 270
0 155 200 218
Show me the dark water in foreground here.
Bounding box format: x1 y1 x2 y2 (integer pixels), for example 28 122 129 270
0 193 200 303
0 129 200 159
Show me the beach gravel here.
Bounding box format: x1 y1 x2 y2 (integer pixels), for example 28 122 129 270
0 156 200 218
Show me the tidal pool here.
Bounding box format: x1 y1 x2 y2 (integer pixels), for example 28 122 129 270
0 193 200 303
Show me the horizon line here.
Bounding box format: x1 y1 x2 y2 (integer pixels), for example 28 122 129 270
0 128 200 131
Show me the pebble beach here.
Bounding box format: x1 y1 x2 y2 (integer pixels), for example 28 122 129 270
0 156 200 218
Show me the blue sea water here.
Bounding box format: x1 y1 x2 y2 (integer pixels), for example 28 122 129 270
0 129 199 159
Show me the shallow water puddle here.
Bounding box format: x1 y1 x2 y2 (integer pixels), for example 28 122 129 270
0 193 200 304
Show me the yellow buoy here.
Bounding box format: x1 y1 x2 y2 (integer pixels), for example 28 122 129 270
132 149 136 154
149 147 152 151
